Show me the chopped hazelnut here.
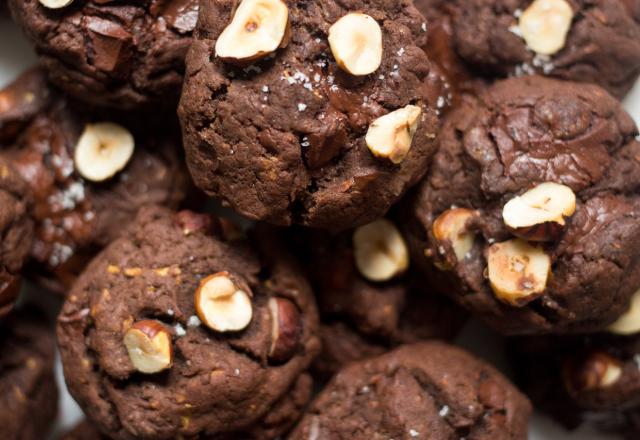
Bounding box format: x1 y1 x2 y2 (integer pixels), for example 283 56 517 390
519 0 574 55
195 272 253 332
74 122 135 182
123 320 173 374
268 297 302 363
365 105 422 164
353 219 409 282
328 13 383 76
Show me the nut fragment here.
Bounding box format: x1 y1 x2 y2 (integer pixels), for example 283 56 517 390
174 210 213 236
365 105 422 164
123 320 173 374
519 0 574 55
487 239 551 305
195 272 253 332
432 208 478 265
74 122 134 182
566 352 623 392
502 182 576 241
38 0 74 9
268 297 302 363
353 219 409 282
608 289 640 335
328 13 383 76
215 0 289 64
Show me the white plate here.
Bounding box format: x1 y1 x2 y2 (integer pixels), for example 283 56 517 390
1 14 636 439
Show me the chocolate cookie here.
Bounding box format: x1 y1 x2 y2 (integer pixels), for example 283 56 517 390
57 206 320 439
179 0 443 230
400 75 640 334
289 341 532 439
292 219 466 379
8 0 198 109
0 157 32 317
451 0 640 98
0 68 190 294
0 308 58 440
506 288 640 435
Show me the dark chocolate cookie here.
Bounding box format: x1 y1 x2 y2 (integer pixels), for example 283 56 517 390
57 206 320 439
289 341 532 439
0 157 32 317
0 308 58 440
179 0 443 230
292 220 466 379
8 0 198 109
400 75 640 334
451 0 640 98
0 68 191 294
509 306 640 435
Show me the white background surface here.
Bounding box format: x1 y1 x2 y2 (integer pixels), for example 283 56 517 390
1 14 638 439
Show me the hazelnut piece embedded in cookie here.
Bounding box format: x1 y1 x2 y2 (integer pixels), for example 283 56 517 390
195 272 253 332
518 0 574 56
487 239 551 306
215 0 290 65
608 289 640 335
433 208 478 265
502 182 576 242
353 219 409 282
328 13 383 76
365 105 422 164
268 297 302 363
37 0 74 9
565 352 623 392
74 122 135 182
123 320 173 374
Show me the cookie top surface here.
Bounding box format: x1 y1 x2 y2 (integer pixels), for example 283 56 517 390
0 308 58 440
0 68 190 293
452 0 640 98
290 341 532 440
8 0 198 109
57 206 320 439
402 75 640 334
179 0 443 230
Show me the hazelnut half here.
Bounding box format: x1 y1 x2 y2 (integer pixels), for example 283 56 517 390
74 122 135 182
38 0 74 9
215 0 290 64
608 288 640 335
365 105 422 164
268 297 302 363
123 320 173 374
432 208 478 265
502 182 576 242
565 352 623 392
353 219 409 282
519 0 574 56
487 239 551 306
328 13 383 76
195 272 253 332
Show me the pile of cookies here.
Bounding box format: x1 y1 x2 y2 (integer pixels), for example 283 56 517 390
1 0 640 438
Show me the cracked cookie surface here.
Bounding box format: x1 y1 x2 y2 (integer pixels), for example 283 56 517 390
400 75 640 334
57 206 320 439
178 0 443 230
0 68 190 294
8 0 198 109
289 341 531 440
